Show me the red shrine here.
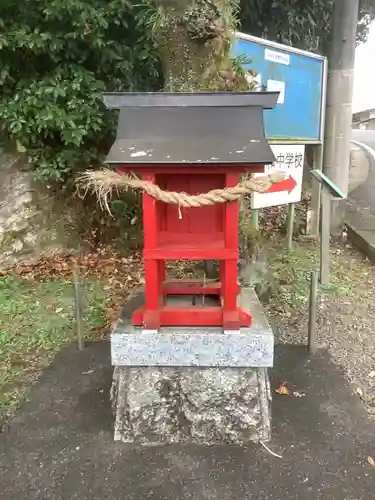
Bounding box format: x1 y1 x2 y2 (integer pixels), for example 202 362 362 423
103 92 278 331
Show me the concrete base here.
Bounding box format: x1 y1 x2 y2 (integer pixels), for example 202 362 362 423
110 288 274 445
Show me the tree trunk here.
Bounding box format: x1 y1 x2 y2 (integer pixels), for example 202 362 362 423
154 0 256 277
157 0 256 92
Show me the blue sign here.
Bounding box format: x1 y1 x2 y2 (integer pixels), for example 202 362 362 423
233 33 327 144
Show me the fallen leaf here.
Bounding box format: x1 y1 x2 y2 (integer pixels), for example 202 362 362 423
369 371 375 378
275 382 291 396
82 370 94 375
367 456 375 467
2 246 144 340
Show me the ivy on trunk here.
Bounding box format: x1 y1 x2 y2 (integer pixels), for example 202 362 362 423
152 0 257 92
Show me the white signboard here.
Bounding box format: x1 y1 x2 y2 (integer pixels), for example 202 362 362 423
251 144 305 210
264 48 290 66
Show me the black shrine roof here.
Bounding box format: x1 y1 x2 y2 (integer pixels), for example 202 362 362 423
104 92 278 165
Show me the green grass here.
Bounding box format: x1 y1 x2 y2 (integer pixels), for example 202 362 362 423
266 242 318 310
0 275 107 421
266 239 370 311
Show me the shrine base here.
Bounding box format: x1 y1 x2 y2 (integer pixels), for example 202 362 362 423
110 287 274 445
111 366 271 445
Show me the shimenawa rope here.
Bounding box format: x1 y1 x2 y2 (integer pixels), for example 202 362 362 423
77 168 286 213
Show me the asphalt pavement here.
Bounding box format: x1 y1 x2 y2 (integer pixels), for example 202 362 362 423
0 341 375 500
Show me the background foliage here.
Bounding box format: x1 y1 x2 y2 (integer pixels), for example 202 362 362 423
0 0 162 183
239 0 375 54
0 0 375 185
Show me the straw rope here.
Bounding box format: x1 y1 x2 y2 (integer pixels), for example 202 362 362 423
77 168 285 213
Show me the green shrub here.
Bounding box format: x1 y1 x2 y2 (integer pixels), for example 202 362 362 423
0 0 162 183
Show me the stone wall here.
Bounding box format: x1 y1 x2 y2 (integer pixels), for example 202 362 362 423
0 151 78 268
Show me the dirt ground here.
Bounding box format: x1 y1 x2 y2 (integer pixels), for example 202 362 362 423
2 229 375 429
265 239 375 419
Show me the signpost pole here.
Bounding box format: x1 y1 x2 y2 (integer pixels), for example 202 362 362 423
251 209 259 230
320 188 331 285
310 169 345 286
308 270 319 353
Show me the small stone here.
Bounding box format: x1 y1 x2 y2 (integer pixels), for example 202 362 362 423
24 232 37 245
11 239 24 252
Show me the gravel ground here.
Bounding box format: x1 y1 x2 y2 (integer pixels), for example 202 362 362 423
265 240 375 419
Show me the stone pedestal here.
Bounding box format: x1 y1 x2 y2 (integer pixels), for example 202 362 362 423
111 366 271 445
110 288 274 445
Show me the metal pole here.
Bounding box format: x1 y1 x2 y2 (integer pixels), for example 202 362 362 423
320 188 331 285
308 271 319 354
73 262 85 351
286 203 295 249
323 0 359 230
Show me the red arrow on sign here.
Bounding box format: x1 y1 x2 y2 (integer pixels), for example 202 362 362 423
265 175 297 194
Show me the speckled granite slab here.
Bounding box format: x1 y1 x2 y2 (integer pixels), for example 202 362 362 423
111 287 274 368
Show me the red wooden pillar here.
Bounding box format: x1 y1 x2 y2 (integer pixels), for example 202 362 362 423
142 174 161 330
222 173 241 330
